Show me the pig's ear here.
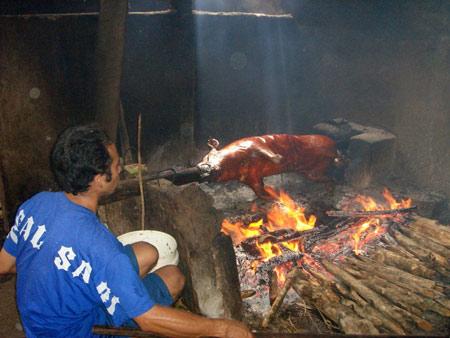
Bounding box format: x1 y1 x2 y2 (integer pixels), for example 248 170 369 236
207 138 220 150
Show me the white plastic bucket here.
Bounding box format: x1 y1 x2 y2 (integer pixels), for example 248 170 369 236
117 230 179 273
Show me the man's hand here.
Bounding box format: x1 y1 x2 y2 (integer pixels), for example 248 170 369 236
219 318 254 338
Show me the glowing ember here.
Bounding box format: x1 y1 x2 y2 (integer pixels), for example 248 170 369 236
273 264 291 285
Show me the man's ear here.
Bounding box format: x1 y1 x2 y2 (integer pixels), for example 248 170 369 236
92 173 104 189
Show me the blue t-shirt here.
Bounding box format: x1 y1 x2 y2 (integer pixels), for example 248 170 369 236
3 192 154 338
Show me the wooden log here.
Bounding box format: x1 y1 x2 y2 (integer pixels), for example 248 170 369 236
409 216 450 248
340 298 405 335
346 256 442 291
381 234 418 259
269 269 280 305
358 263 447 305
371 248 437 280
326 206 417 217
399 226 450 259
335 282 405 334
262 268 301 327
357 274 450 318
392 230 450 274
292 279 379 334
322 260 433 332
308 267 405 334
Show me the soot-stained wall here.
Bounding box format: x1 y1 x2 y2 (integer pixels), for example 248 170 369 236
0 2 449 229
0 12 194 227
0 15 102 227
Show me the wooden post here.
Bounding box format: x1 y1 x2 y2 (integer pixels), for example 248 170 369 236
95 0 128 142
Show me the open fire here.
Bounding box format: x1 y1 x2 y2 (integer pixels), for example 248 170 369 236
221 186 413 283
217 184 450 335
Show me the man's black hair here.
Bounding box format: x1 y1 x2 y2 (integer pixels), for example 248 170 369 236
51 124 113 195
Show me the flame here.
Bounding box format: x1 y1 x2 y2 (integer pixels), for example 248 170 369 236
281 239 301 252
273 264 290 285
265 186 316 232
382 188 412 209
221 218 264 244
255 241 282 261
222 186 412 287
221 187 316 251
352 218 384 255
354 187 412 211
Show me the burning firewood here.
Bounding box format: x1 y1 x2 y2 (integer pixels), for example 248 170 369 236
326 205 417 217
257 251 304 275
220 183 449 335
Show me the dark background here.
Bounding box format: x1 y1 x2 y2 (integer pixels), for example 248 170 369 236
0 0 449 227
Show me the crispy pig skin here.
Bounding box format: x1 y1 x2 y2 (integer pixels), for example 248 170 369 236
198 134 339 198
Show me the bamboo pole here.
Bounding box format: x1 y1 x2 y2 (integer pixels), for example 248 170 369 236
137 113 145 231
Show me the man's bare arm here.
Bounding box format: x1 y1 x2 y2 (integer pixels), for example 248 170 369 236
0 247 16 274
134 304 254 338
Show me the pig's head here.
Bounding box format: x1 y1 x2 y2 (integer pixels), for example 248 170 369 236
196 138 222 176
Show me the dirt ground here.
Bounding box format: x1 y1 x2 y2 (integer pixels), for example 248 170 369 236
0 276 25 338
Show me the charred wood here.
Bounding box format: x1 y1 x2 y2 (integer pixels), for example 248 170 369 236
326 206 417 218
257 252 304 274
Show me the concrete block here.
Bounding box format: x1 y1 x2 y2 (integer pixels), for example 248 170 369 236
346 129 396 188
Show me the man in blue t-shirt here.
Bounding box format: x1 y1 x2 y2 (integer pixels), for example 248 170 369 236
0 125 253 338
